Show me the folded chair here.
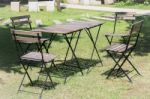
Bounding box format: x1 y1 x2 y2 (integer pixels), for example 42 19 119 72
105 12 136 45
105 20 143 82
11 29 56 97
10 15 32 30
10 15 49 53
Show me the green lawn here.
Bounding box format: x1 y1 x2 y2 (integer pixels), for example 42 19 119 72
100 2 150 10
0 5 150 99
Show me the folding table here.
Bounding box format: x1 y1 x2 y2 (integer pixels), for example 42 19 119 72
33 20 104 75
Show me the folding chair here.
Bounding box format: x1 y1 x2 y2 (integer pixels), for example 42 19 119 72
11 29 56 97
10 15 32 30
105 12 136 45
105 20 143 82
10 15 49 53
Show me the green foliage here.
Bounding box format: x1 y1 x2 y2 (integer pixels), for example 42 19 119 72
114 0 150 8
116 0 150 4
144 0 150 4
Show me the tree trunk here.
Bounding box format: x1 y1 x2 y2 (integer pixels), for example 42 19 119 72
56 0 61 12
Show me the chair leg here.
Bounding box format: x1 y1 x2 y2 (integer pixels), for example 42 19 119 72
37 64 44 81
39 62 55 99
21 63 33 85
115 53 133 82
119 67 132 82
43 62 55 89
52 60 59 71
106 51 124 79
18 63 33 93
17 64 30 93
106 51 133 82
39 73 48 99
124 55 141 75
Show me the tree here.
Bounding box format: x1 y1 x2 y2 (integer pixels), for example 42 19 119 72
56 0 61 12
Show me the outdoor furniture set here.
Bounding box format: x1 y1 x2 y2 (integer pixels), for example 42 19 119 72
10 12 143 97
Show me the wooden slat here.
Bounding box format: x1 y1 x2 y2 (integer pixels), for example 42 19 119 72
12 30 41 36
21 52 56 62
106 43 133 53
33 21 104 34
10 15 30 20
13 20 32 25
13 36 47 43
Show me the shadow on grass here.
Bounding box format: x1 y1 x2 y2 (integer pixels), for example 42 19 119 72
0 26 21 73
101 68 132 78
50 58 100 83
24 80 58 90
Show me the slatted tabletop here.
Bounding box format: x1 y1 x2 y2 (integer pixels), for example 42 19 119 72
33 21 104 34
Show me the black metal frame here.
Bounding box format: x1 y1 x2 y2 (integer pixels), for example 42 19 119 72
105 12 136 45
62 24 103 75
64 24 103 65
10 15 32 30
106 20 143 82
10 15 50 54
85 25 103 65
63 32 84 75
35 22 103 77
10 15 34 54
109 13 118 45
12 30 56 98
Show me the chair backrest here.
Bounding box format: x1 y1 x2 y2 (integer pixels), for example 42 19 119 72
115 12 136 20
125 20 143 51
10 15 32 30
113 12 136 33
11 29 44 59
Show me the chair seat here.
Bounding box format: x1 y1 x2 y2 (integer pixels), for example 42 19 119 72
15 36 48 44
106 43 133 53
21 52 56 62
105 33 130 37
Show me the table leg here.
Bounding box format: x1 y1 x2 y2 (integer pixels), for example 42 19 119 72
71 30 81 59
90 25 101 60
63 34 83 75
64 30 81 62
47 34 57 52
64 33 75 63
85 28 103 66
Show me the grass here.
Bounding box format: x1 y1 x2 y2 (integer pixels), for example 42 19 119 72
99 2 150 10
0 4 150 99
112 2 150 10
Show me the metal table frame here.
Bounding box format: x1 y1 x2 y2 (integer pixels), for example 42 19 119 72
33 21 104 75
